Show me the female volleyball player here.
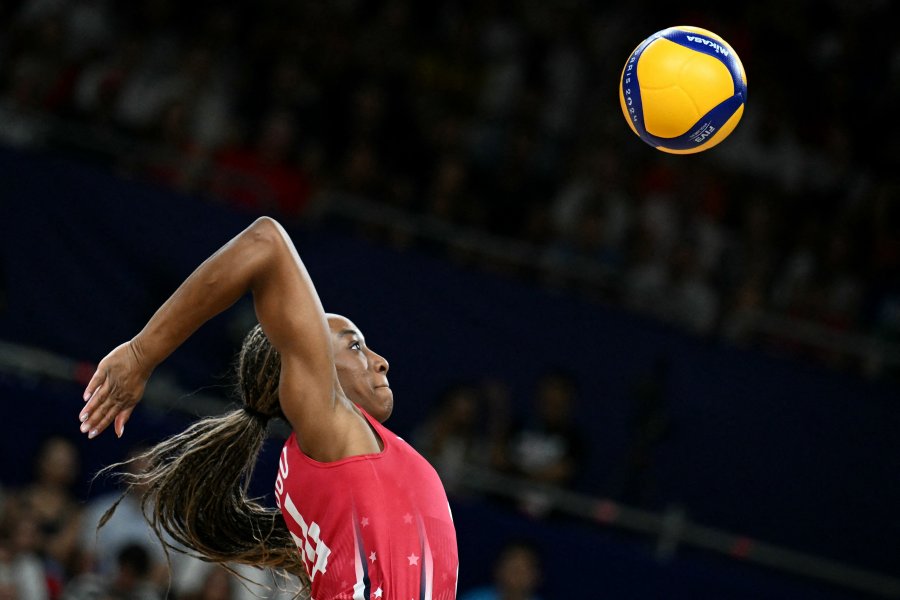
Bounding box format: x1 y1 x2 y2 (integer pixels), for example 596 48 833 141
77 217 459 600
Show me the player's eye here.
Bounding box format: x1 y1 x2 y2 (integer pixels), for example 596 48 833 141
350 341 362 351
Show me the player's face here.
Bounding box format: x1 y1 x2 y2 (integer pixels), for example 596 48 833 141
327 314 393 422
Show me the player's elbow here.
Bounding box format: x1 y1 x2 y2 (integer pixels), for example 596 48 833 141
243 216 292 269
248 215 283 240
246 216 288 249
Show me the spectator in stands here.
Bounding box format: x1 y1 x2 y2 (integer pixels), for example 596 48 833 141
79 447 166 587
414 382 485 495
0 515 50 600
210 108 312 218
175 561 297 600
459 540 543 600
493 369 587 516
9 437 82 579
666 243 721 336
62 544 159 600
178 566 234 600
621 223 670 321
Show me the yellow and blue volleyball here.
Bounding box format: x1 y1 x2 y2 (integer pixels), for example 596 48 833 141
619 26 747 154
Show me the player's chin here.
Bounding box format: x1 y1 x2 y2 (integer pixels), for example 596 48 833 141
373 387 394 422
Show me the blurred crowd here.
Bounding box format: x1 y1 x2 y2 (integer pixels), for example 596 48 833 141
0 437 302 600
1 2 898 597
413 362 673 513
1 0 899 375
0 368 578 599
414 371 589 507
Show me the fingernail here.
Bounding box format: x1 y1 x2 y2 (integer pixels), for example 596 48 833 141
117 426 124 439
79 413 89 422
88 429 98 439
80 422 90 433
83 391 89 401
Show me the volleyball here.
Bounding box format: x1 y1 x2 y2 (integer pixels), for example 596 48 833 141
619 26 747 154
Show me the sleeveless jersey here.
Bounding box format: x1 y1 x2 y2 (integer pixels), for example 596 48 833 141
275 407 458 600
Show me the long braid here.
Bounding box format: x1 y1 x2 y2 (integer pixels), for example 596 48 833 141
98 324 309 595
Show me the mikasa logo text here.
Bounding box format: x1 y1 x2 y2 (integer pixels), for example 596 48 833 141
685 35 729 57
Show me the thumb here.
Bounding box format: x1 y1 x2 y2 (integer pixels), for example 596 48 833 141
114 407 134 439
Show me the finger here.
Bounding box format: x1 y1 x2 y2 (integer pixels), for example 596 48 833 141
85 400 119 439
79 383 105 427
114 407 134 439
83 367 106 401
81 382 115 436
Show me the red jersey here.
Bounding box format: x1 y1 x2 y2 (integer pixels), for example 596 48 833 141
275 407 458 600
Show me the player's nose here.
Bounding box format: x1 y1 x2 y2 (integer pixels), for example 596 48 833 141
371 350 389 374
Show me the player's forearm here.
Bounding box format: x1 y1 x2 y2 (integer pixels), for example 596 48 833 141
130 217 281 372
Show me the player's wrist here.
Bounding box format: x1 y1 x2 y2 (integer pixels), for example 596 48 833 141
128 333 161 377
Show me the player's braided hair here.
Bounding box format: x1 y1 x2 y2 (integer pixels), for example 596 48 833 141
98 324 310 596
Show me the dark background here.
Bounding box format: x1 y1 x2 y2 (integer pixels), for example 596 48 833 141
1 0 898 598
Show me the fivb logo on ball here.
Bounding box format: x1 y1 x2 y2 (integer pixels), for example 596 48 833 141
618 26 747 154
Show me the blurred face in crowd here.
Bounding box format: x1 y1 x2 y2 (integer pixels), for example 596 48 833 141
36 437 78 488
201 567 233 600
537 376 574 428
495 544 541 595
327 314 393 423
11 514 43 555
444 387 477 429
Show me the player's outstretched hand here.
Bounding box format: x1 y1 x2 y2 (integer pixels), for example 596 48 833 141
79 341 150 440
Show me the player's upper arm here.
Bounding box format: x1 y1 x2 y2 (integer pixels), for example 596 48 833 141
243 217 340 449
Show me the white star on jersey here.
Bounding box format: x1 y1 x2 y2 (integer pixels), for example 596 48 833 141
369 551 377 563
373 587 383 598
408 553 419 566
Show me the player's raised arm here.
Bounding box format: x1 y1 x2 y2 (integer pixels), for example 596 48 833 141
79 217 338 448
